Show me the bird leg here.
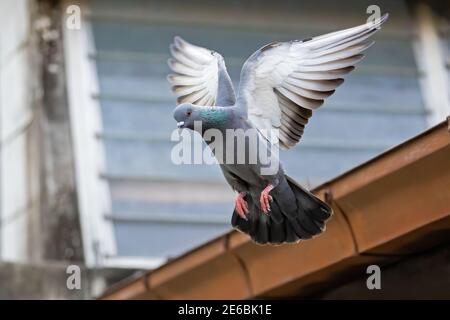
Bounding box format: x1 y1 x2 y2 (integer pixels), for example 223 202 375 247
260 184 274 214
235 192 249 220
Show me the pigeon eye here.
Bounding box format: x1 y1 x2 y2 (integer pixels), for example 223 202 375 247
186 109 192 116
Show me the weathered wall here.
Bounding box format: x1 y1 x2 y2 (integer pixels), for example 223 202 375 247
0 0 83 264
0 261 136 299
33 0 84 262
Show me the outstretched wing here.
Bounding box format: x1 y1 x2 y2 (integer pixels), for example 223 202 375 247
237 14 388 149
168 36 236 106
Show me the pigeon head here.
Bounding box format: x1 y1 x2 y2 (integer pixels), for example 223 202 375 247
173 103 230 132
173 103 198 130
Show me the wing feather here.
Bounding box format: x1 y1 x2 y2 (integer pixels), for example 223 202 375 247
238 14 388 149
168 36 236 106
291 67 355 80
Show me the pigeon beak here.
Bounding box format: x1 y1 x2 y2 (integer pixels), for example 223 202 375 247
177 121 185 128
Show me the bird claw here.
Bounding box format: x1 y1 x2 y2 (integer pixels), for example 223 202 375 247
260 184 274 214
235 192 249 220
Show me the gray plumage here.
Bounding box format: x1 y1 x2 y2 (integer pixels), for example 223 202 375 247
169 14 388 244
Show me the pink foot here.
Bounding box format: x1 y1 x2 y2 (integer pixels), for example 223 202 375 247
235 192 249 220
260 184 274 214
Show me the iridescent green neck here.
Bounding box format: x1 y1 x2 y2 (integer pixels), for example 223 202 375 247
198 107 230 129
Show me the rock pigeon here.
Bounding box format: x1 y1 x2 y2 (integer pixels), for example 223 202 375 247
169 14 388 244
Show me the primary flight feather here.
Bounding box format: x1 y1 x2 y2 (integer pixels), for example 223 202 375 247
169 14 388 244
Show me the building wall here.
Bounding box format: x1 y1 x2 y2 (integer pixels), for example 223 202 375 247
0 0 87 264
0 0 136 299
0 261 135 299
0 0 35 262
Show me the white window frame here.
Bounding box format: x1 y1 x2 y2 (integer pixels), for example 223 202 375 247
412 1 450 126
62 0 165 269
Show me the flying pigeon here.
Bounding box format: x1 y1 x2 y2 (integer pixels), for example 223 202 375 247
169 14 389 244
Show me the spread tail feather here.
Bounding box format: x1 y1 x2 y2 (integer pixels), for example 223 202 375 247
231 175 333 245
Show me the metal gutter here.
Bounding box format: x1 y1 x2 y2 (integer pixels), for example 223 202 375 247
100 117 450 299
